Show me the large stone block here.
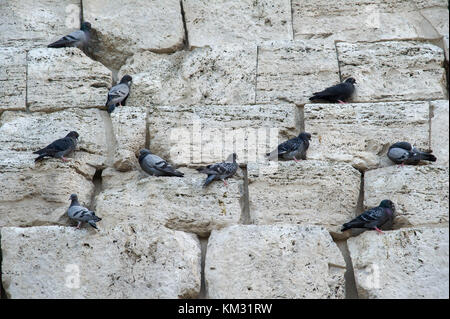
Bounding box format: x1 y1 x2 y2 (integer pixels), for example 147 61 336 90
0 48 26 112
304 101 430 170
348 227 449 299
256 40 340 104
205 224 346 298
119 44 257 106
1 224 201 298
364 165 449 228
182 0 293 47
247 161 361 233
27 48 111 112
430 100 449 166
336 41 447 102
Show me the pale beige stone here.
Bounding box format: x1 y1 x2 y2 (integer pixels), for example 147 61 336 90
348 227 449 299
304 101 430 170
430 100 449 166
0 48 26 112
247 161 361 233
182 0 293 47
1 224 201 298
336 41 447 102
420 7 449 37
205 224 346 298
364 165 449 228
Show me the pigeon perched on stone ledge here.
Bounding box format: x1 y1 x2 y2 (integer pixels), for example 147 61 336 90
67 194 101 230
309 78 356 103
48 22 91 51
266 132 311 162
33 131 79 162
106 75 132 113
387 142 437 166
138 149 184 177
197 153 238 188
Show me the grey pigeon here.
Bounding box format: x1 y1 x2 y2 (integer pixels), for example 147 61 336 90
266 132 311 162
105 75 132 113
387 142 436 166
309 78 356 103
341 199 395 234
197 153 238 188
67 194 101 230
138 149 184 177
48 22 91 51
33 131 79 162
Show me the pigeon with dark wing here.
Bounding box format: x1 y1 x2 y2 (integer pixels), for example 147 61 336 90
48 22 91 51
138 149 184 177
197 153 238 188
341 200 395 234
105 75 132 113
387 142 437 166
67 194 102 230
309 77 356 103
266 132 311 162
33 131 79 162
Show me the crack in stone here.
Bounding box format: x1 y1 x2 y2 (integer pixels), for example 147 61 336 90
198 235 209 299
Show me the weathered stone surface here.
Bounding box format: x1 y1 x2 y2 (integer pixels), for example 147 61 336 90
0 48 26 112
364 165 449 228
1 224 201 298
119 44 257 106
419 6 449 37
348 227 449 299
336 41 447 102
247 161 361 233
147 103 299 166
94 168 244 236
304 101 430 170
83 0 184 69
430 100 449 166
292 0 440 42
183 0 292 47
256 40 340 104
0 0 80 50
27 48 111 112
205 224 346 298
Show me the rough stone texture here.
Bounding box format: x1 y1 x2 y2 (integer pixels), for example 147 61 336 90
336 41 447 102
0 47 26 112
292 0 440 42
119 44 257 106
419 6 449 37
348 227 449 299
147 103 299 166
247 161 361 233
83 0 184 69
182 0 293 47
256 40 340 104
205 224 346 298
364 165 449 228
0 0 81 50
430 100 449 166
304 101 430 170
94 168 244 237
27 48 111 112
1 224 201 298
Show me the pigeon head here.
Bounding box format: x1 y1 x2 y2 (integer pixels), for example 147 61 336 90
66 131 79 139
69 194 78 201
345 77 356 85
139 149 151 157
80 22 92 31
299 132 312 141
226 153 238 162
379 199 395 211
120 75 133 86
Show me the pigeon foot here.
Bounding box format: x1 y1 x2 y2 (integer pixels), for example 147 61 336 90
374 227 384 234
337 100 347 104
61 157 69 162
293 157 300 163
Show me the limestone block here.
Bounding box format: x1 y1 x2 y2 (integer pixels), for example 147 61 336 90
147 103 299 166
1 224 201 298
0 48 26 112
348 227 449 299
430 100 449 166
182 0 293 47
247 161 361 233
27 48 111 112
256 40 340 104
364 165 449 227
119 44 257 106
205 224 346 298
336 41 447 102
304 101 430 170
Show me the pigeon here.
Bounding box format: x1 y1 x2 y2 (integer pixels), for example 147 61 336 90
138 149 184 177
33 131 79 162
387 142 437 166
105 75 132 113
309 78 356 104
197 153 238 188
266 132 311 162
67 194 101 230
341 200 395 234
48 22 91 51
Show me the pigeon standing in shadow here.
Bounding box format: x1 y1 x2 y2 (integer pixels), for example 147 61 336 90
266 132 311 162
33 131 79 162
67 194 102 230
105 75 132 113
197 153 238 188
48 22 91 51
387 142 437 166
138 149 184 177
309 78 356 104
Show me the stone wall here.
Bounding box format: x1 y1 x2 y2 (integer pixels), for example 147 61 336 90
0 0 448 299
